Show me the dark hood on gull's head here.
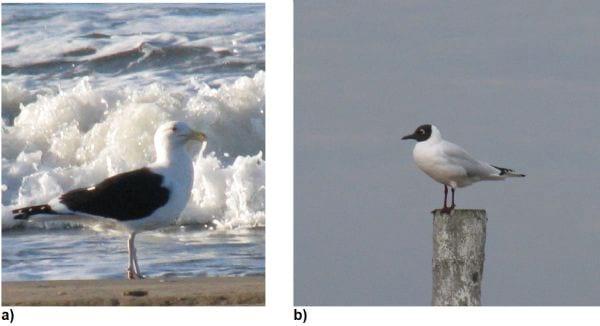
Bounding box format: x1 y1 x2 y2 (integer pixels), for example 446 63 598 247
402 124 432 142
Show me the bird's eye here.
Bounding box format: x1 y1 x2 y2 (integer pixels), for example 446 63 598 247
171 127 177 132
418 129 424 134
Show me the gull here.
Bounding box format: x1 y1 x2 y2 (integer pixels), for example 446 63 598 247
12 121 206 279
402 124 525 213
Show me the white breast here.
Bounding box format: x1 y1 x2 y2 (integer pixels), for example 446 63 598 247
413 142 468 188
160 162 194 216
123 156 194 232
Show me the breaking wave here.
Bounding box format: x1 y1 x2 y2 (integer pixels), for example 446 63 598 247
1 71 265 231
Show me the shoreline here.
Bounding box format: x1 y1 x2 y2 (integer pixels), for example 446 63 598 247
2 276 264 306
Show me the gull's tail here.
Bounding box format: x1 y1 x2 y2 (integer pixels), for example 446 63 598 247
491 165 526 177
12 204 59 220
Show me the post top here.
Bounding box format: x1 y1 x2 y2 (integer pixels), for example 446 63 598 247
431 208 486 215
431 209 487 222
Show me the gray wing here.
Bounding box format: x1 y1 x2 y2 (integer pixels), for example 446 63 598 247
440 141 500 178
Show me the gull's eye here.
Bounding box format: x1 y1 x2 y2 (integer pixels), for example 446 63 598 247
171 126 178 132
418 129 424 134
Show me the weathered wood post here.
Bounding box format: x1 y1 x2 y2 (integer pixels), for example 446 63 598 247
432 209 487 306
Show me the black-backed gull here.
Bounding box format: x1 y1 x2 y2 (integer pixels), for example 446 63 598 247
13 121 206 279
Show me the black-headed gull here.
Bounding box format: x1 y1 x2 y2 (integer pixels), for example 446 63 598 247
402 124 525 214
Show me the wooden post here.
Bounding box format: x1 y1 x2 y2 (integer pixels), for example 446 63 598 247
432 209 487 306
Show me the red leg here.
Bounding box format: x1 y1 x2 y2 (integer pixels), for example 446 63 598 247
440 185 452 214
444 185 448 207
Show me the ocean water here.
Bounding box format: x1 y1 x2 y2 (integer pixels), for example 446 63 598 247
1 4 265 280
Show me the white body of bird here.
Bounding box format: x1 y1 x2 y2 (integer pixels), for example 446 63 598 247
413 130 505 188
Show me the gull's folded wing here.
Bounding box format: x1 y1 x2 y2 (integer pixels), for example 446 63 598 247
60 168 170 221
441 141 499 178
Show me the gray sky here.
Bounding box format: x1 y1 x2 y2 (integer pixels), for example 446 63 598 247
295 0 600 305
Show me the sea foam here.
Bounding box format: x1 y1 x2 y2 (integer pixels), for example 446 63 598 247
1 71 265 231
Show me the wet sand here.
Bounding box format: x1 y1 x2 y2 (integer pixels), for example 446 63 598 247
2 276 264 306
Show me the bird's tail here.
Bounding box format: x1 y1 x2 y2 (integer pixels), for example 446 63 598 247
12 204 58 220
491 165 526 177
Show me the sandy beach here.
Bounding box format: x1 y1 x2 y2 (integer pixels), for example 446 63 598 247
2 276 264 306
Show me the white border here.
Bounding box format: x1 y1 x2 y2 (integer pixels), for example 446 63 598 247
0 0 293 325
3 1 600 325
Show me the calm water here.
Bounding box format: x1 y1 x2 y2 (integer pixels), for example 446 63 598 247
2 226 264 281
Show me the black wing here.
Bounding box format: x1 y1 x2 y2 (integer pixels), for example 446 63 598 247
60 168 170 221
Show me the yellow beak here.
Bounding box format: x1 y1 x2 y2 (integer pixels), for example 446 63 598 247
189 130 207 142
